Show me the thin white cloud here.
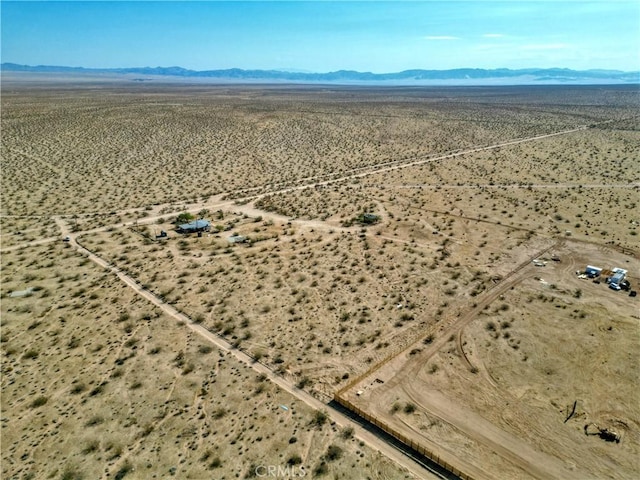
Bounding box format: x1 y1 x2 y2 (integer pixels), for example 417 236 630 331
521 43 571 51
482 34 505 38
424 35 460 41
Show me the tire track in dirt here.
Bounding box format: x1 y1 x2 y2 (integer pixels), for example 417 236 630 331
454 268 535 373
399 240 559 385
339 240 565 480
453 241 560 376
337 238 559 399
401 382 581 480
60 231 438 480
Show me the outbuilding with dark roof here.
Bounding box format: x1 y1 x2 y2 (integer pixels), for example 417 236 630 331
177 219 211 234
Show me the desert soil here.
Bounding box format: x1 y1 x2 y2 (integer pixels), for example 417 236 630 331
2 80 638 479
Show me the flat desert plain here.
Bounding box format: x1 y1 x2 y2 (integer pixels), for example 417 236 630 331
1 78 639 480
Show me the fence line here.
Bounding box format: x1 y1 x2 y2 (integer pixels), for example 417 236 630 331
336 335 422 397
79 224 475 479
337 240 564 399
334 394 475 480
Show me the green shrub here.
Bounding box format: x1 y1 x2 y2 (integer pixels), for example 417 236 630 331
340 426 354 439
31 396 48 408
325 444 343 461
404 403 416 414
311 410 328 428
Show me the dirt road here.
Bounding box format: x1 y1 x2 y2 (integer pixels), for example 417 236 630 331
1 121 618 255
2 118 633 479
340 240 587 480
400 384 580 480
58 229 439 480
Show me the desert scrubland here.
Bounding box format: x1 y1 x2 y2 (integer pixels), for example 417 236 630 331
2 80 639 479
2 83 637 217
78 213 542 396
1 242 411 480
347 240 639 479
256 125 639 248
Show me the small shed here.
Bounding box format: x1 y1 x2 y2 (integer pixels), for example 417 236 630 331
228 234 248 244
585 265 602 278
358 213 380 225
177 219 211 234
609 272 626 286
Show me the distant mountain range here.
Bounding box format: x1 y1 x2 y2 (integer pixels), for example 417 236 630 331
2 63 638 84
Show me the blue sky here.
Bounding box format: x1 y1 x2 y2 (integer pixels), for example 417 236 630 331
2 1 639 72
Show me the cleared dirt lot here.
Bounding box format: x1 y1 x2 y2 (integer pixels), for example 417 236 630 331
2 81 638 479
344 240 639 479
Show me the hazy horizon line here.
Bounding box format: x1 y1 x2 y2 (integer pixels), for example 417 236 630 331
3 62 639 74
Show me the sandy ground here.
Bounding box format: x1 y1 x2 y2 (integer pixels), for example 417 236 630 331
1 242 417 480
2 83 639 479
344 240 639 479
